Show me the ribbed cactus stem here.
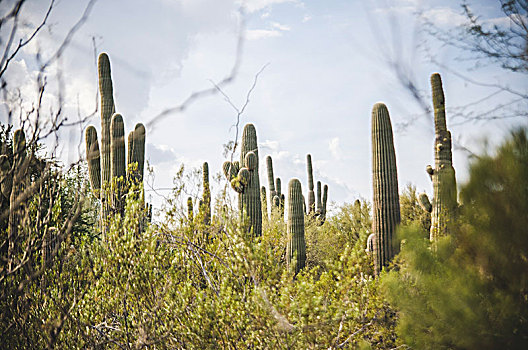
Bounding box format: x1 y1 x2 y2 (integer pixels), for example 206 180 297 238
110 113 126 214
266 155 276 200
306 154 315 213
240 124 262 237
371 103 401 274
187 197 193 223
85 126 101 197
261 186 268 221
286 178 306 275
98 53 115 187
130 123 146 182
429 73 457 241
201 162 211 225
275 177 281 199
322 184 328 221
418 192 432 213
366 233 375 254
316 181 322 214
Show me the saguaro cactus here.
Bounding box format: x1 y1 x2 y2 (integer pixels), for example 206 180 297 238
223 123 262 237
306 154 315 214
199 162 211 225
419 73 457 242
261 186 268 222
85 53 147 231
286 178 306 275
266 155 277 202
371 103 401 274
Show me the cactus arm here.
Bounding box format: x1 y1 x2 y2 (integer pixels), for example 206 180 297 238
322 184 328 221
316 181 322 215
131 123 146 181
266 155 276 198
418 192 432 213
85 126 101 197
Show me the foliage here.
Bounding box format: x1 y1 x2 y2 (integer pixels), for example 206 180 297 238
382 128 528 349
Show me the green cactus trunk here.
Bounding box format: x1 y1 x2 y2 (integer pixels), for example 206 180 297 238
261 186 268 222
371 103 401 275
306 154 315 214
98 53 115 188
223 124 262 237
321 184 328 223
110 114 126 214
266 155 277 202
187 197 194 223
429 73 457 241
286 178 306 275
316 181 322 215
200 162 211 225
239 124 262 237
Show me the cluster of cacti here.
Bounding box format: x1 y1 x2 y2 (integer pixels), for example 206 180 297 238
223 123 262 237
266 155 284 216
286 178 306 275
305 154 328 224
371 103 401 274
418 73 457 242
85 53 147 233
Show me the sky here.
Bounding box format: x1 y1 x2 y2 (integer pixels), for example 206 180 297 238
0 0 526 217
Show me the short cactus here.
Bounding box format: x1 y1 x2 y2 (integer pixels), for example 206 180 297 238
371 103 401 274
286 178 306 275
421 73 457 241
223 123 262 237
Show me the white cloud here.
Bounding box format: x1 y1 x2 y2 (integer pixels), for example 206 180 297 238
259 139 280 151
421 7 467 27
246 29 282 40
239 0 300 13
271 22 291 31
302 15 312 23
328 137 342 160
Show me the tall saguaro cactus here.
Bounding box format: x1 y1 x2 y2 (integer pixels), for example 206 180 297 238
286 178 306 275
200 162 211 225
371 103 401 274
306 154 315 214
223 123 262 237
423 73 457 241
85 53 147 232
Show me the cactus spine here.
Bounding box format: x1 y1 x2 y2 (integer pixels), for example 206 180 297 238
223 124 262 237
286 178 306 275
423 73 457 241
85 53 147 232
371 103 401 274
306 154 315 214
